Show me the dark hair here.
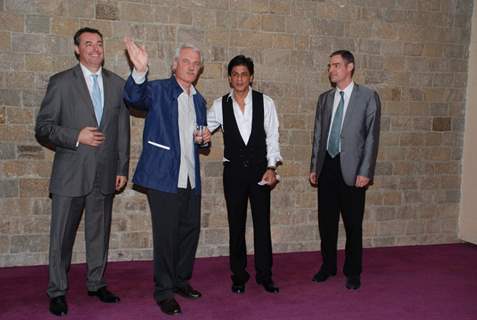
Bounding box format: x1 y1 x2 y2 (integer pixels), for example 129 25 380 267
73 27 103 46
330 50 355 76
227 55 254 76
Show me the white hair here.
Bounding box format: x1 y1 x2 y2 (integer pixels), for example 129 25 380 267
171 43 203 73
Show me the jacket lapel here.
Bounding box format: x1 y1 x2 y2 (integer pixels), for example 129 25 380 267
100 69 113 129
342 84 359 128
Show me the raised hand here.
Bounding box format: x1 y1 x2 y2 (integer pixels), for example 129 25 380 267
124 37 148 73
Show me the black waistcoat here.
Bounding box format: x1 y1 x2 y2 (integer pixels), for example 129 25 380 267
222 90 267 168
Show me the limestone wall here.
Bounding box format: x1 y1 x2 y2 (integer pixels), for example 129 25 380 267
0 0 473 266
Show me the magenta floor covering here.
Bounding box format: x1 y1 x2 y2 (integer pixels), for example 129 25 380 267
1 243 476 320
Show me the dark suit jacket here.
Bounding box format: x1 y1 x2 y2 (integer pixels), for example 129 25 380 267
310 84 381 186
36 64 130 197
123 75 207 194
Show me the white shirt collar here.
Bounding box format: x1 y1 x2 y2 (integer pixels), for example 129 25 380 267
179 85 196 96
175 77 197 96
228 86 252 104
80 63 102 77
336 81 354 97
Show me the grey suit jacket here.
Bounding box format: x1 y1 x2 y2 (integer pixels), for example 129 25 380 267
310 84 381 186
36 64 130 197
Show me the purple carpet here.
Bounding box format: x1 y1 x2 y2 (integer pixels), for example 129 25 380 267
1 243 476 320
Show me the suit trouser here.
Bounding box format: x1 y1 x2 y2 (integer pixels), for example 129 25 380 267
146 184 201 301
318 153 366 277
223 162 273 284
47 184 113 298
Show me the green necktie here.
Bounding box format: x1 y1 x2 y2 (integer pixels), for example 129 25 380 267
327 91 344 158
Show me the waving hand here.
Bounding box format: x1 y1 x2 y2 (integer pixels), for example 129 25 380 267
124 37 148 73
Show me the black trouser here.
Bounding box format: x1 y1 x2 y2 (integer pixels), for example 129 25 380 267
318 153 366 277
223 162 273 285
146 184 201 301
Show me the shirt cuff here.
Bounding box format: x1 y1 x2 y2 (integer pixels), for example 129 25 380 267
131 68 148 84
267 155 282 168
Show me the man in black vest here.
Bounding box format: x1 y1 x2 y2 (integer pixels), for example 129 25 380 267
208 55 282 294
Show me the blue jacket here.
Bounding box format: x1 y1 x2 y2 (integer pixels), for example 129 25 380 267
124 75 207 193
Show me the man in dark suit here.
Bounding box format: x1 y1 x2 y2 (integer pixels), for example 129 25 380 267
123 38 210 316
207 55 282 294
36 27 130 316
309 50 381 290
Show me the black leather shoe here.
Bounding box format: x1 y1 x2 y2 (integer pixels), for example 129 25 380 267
231 283 245 294
175 284 202 299
346 276 361 290
312 270 336 283
157 298 181 315
258 281 279 293
49 295 67 316
88 287 120 303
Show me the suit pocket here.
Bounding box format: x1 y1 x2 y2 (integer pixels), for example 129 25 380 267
147 140 170 150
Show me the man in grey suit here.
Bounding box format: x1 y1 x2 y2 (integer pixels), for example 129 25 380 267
36 27 130 316
309 50 381 290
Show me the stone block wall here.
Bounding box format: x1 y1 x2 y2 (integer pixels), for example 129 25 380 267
0 0 473 266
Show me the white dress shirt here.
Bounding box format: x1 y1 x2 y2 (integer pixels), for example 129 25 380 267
176 85 197 189
76 64 104 147
207 87 282 168
80 63 104 109
326 81 354 153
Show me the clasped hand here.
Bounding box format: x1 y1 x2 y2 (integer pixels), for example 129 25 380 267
78 127 104 147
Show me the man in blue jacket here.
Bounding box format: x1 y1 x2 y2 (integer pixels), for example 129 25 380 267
123 38 210 316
